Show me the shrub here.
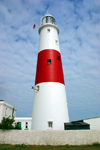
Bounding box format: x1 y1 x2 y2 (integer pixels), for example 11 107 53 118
0 117 15 129
0 117 21 130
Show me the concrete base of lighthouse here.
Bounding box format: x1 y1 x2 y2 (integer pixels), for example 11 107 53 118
31 82 69 130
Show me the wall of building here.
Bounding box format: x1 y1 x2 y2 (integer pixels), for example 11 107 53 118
0 104 3 123
84 117 100 129
0 130 100 145
14 116 100 130
14 118 32 130
0 101 16 123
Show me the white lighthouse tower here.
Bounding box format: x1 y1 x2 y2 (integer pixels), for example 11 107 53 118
31 14 69 130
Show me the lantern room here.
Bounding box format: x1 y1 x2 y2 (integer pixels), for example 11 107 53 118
41 14 55 25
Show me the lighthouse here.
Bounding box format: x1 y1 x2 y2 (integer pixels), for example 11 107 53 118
31 14 69 130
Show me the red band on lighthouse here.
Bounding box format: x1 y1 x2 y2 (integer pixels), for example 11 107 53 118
35 49 65 85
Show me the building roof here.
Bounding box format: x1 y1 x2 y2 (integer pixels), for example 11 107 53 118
0 100 17 110
71 116 100 122
65 121 90 126
83 116 100 120
15 117 32 121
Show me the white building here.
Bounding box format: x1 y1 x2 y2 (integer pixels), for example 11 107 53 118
83 116 100 130
0 100 16 123
14 117 32 130
71 116 100 130
0 100 31 130
14 116 100 130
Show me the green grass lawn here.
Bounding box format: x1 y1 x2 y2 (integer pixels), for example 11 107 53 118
0 144 100 150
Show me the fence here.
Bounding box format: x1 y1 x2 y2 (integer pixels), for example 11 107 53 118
0 130 100 145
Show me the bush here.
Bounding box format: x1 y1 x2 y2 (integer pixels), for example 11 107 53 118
0 117 21 130
0 117 15 129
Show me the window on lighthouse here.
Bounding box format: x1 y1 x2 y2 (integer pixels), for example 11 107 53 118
46 17 49 23
47 59 51 64
57 55 61 61
48 122 53 128
55 40 58 45
46 16 55 24
47 29 50 32
50 17 55 24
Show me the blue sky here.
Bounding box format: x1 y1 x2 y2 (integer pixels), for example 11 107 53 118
0 0 100 121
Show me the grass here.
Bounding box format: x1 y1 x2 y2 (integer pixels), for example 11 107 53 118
0 143 100 150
